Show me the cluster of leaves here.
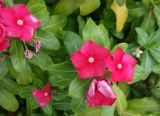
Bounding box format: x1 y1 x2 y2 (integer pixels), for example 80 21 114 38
0 0 160 115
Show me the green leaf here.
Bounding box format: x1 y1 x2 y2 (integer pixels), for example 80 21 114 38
42 15 67 33
18 85 34 98
53 90 68 101
135 28 150 47
141 50 154 75
54 99 71 111
148 29 160 46
118 83 130 97
98 24 111 49
112 84 127 115
152 88 160 100
153 63 160 75
116 0 125 6
140 11 155 34
0 89 19 112
9 40 26 72
128 97 160 113
26 97 39 115
153 4 160 27
36 30 60 50
49 62 76 89
75 105 115 116
42 103 53 115
130 65 147 84
111 43 128 53
80 0 101 16
4 0 14 6
0 57 10 79
121 109 142 116
82 18 106 46
149 45 160 63
10 63 33 85
0 78 21 95
69 78 90 99
60 31 83 54
77 15 86 36
29 51 53 71
71 98 89 112
27 0 49 27
54 0 81 15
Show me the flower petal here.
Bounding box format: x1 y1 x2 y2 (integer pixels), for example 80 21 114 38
43 83 51 93
70 51 88 69
110 67 134 82
0 7 15 25
94 44 111 60
88 79 97 97
24 15 41 29
97 80 115 99
12 4 30 18
0 38 9 51
32 89 44 99
20 25 34 42
105 57 117 72
6 25 21 37
113 48 125 63
80 40 95 56
122 54 137 67
77 61 106 78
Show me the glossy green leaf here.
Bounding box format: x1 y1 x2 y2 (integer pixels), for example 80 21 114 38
77 15 86 36
141 50 154 75
29 51 53 71
111 43 128 53
60 31 83 54
27 0 49 27
82 18 106 46
130 65 147 84
54 99 71 111
128 97 160 113
54 0 81 15
153 63 160 75
80 0 101 16
42 15 67 33
112 84 127 114
4 0 14 6
152 88 160 100
49 62 76 89
71 98 89 112
140 11 155 34
36 30 60 50
9 40 26 72
69 78 90 99
135 28 150 47
10 63 33 85
0 57 10 79
0 89 19 112
153 4 160 27
26 97 39 115
75 105 115 116
42 103 53 115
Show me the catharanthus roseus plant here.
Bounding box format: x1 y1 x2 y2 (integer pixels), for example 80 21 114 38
0 0 160 115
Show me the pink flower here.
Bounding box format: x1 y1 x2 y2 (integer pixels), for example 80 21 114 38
106 48 137 82
70 41 111 78
86 77 116 107
32 83 52 107
0 24 9 51
0 4 40 42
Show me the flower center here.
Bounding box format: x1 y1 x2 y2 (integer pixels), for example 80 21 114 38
44 92 48 97
17 19 23 26
88 57 94 63
117 64 122 69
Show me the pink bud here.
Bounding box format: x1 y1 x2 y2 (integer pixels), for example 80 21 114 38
35 40 41 53
24 50 34 59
